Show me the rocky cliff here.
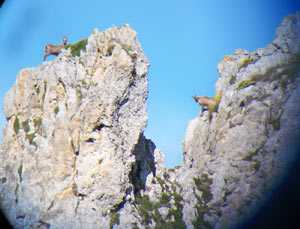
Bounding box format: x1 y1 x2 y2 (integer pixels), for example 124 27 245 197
0 25 153 228
1 13 300 229
181 12 300 228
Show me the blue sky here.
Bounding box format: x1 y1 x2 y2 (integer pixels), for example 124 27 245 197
0 0 299 167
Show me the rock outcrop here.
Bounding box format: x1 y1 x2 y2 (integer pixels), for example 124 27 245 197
180 12 300 228
1 12 300 229
0 25 152 228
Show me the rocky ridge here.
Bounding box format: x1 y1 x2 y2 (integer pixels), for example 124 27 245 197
0 25 152 228
0 12 300 229
180 12 300 228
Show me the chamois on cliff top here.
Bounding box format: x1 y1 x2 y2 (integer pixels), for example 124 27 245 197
192 95 215 115
43 36 67 61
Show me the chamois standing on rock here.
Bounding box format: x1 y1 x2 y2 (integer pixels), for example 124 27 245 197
43 36 67 61
192 95 215 115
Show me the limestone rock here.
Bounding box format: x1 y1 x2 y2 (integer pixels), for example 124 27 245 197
0 25 150 228
1 12 300 229
182 12 300 228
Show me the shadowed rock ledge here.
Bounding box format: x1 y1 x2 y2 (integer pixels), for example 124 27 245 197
1 12 300 228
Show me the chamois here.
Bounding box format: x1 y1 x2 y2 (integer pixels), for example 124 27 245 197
192 95 215 115
43 36 67 61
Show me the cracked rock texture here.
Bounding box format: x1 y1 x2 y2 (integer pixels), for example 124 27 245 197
1 12 300 229
0 25 151 228
181 12 300 228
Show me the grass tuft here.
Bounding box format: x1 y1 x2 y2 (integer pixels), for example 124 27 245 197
22 120 30 133
107 45 115 56
14 116 20 135
235 80 256 90
109 212 120 229
26 133 37 146
54 106 59 115
65 38 88 57
238 57 257 70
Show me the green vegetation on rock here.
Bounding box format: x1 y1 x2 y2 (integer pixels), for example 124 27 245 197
242 147 260 161
193 174 213 203
134 176 186 228
238 57 257 70
65 38 88 57
229 75 236 84
26 133 37 146
208 93 222 121
33 117 42 129
22 120 30 133
109 212 120 229
235 80 256 90
211 93 222 113
13 116 20 135
18 163 23 182
192 174 214 228
107 45 115 56
54 106 59 115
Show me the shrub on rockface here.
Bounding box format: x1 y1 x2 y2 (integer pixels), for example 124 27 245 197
65 38 88 57
208 93 222 121
238 57 257 70
235 80 256 90
133 176 186 228
212 93 222 112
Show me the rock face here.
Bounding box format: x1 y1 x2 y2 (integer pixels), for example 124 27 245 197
181 12 300 228
0 25 152 228
1 13 300 229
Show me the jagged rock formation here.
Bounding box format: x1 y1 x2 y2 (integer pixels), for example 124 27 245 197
0 12 300 229
131 12 300 229
0 25 152 228
180 12 300 228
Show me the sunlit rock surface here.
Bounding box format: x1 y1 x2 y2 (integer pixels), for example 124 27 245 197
1 12 300 228
0 25 151 228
